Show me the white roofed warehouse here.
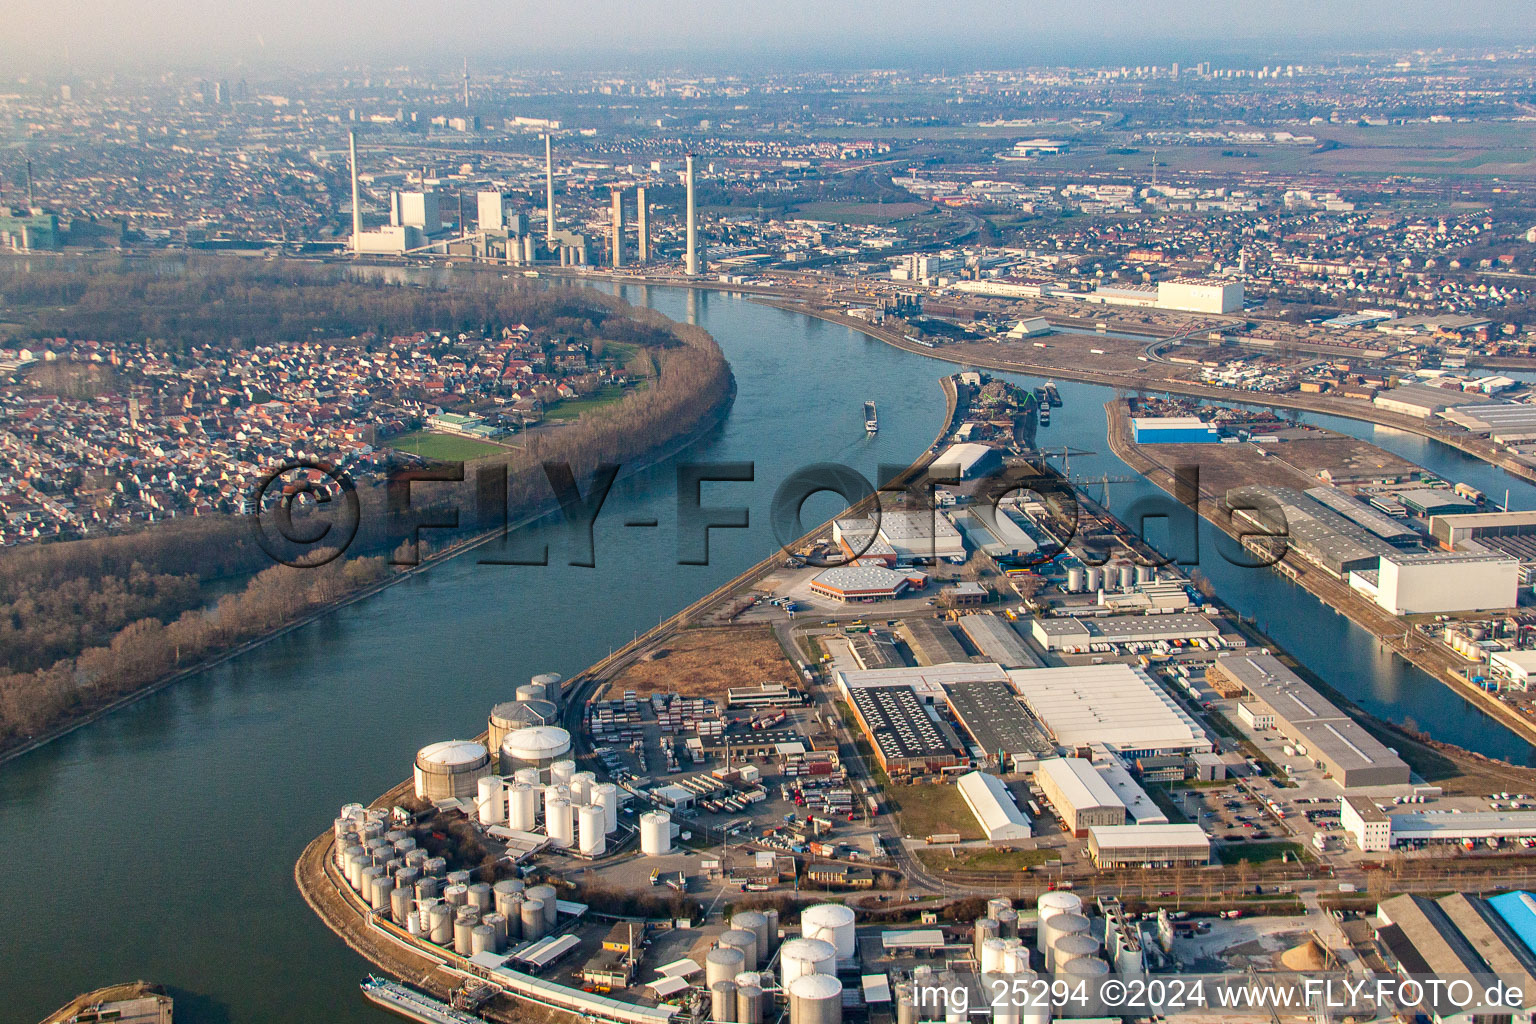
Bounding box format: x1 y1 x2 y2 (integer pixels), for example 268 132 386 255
1087 824 1211 868
956 770 1032 842
1036 756 1126 836
1007 663 1211 758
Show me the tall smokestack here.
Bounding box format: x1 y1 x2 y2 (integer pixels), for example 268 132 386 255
462 58 470 111
684 154 698 276
544 134 556 239
348 131 361 249
610 189 624 268
636 186 649 263
26 160 34 209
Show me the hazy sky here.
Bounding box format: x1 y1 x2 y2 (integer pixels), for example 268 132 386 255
8 0 1536 71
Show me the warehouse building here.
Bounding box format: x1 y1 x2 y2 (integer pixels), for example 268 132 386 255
1341 795 1393 852
837 511 966 563
1130 416 1221 444
1430 509 1536 549
1387 811 1536 847
1355 551 1519 616
934 442 1004 480
1225 485 1402 578
1087 824 1211 868
1395 488 1478 518
1376 892 1536 1017
1008 664 1213 758
1029 612 1220 652
831 518 899 565
1156 277 1244 314
951 504 1038 560
809 565 913 602
1373 384 1458 418
957 613 1042 669
899 619 970 666
845 685 966 777
942 680 1055 769
1439 402 1536 439
1036 757 1127 836
956 770 1033 842
1208 654 1409 789
836 662 1011 703
1303 485 1422 546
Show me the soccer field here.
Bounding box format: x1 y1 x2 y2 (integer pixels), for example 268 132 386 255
386 430 509 461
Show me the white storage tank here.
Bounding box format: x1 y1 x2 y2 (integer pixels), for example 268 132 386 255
453 919 476 955
467 882 492 911
578 804 607 857
544 783 571 820
1060 956 1109 1016
987 898 1012 920
516 682 547 703
1051 933 1097 973
527 884 558 928
640 811 672 855
477 776 505 825
801 903 856 959
427 902 453 945
531 672 564 701
507 783 538 831
737 981 765 1024
369 874 394 911
545 797 574 847
482 911 508 950
492 879 524 916
443 883 468 907
1085 566 1102 590
413 740 491 801
719 928 759 970
1136 564 1155 584
550 759 576 786
570 771 597 805
732 911 771 960
500 726 571 775
706 946 746 989
513 767 540 787
488 698 560 761
594 783 620 832
788 974 843 1024
711 981 738 1023
1066 566 1085 592
520 898 546 942
471 923 495 956
996 907 1019 939
390 885 412 923
1042 912 1091 970
1036 891 1084 952
1117 562 1136 590
982 973 1021 1024
779 937 836 987
981 937 1012 974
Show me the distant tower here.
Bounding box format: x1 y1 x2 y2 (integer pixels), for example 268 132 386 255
636 186 650 262
348 131 362 249
26 160 34 209
462 58 470 111
128 396 140 432
610 189 625 268
684 154 699 276
544 134 556 239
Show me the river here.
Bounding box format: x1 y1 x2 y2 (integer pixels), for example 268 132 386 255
2 283 1533 1023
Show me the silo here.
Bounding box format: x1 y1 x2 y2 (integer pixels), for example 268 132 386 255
359 864 383 897
1066 566 1085 592
987 898 1012 921
1060 956 1109 1016
982 973 1022 1024
706 946 745 989
477 776 506 825
406 910 424 938
737 981 764 1024
640 811 672 855
1136 564 1155 584
1042 913 1090 970
1035 891 1083 952
513 767 540 787
508 783 538 831
779 938 835 987
527 884 559 929
550 759 576 786
801 904 856 959
1051 933 1097 974
482 911 507 951
594 783 620 832
578 804 607 857
427 902 453 946
493 879 525 916
546 797 575 847
1114 940 1144 977
499 726 572 776
393 836 418 856
369 874 394 912
788 974 842 1024
570 771 596 805
974 917 1000 960
470 923 495 956
454 918 476 955
520 899 546 942
531 672 564 702
413 740 491 801
732 912 770 961
390 885 412 923
764 909 780 953
422 856 447 878
489 698 561 761
415 877 441 901
444 883 468 907
467 882 492 912
711 981 738 1023
1117 562 1135 590
446 869 472 887
544 783 571 820
996 907 1019 939
719 929 759 970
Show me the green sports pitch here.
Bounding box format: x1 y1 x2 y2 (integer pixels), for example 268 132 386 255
385 430 509 461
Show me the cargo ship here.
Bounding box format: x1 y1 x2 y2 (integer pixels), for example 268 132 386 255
1039 404 1050 426
360 976 484 1024
864 401 878 434
1044 382 1062 407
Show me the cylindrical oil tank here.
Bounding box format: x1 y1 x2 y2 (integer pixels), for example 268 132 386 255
801 903 856 959
779 937 835 988
455 904 480 926
550 759 576 786
499 726 572 775
369 874 394 911
395 866 421 893
1065 566 1085 592
520 899 546 942
737 982 764 1024
982 937 1015 973
404 847 428 869
543 783 571 819
1060 956 1109 1016
1036 891 1083 952
895 985 918 1024
765 909 780 953
427 902 454 946
1051 933 1097 973
1117 562 1135 590
975 917 1000 960
516 682 547 703
343 851 365 890
359 864 383 897
531 672 563 701
493 879 524 916
640 811 672 855
513 767 540 787
390 885 412 923
594 783 620 833
706 946 746 989
467 882 492 911
788 974 843 1024
1114 941 1144 977
392 836 418 856
444 883 468 907
454 919 476 955
570 771 597 805
477 776 505 825
719 929 759 970
482 911 507 951
446 869 472 887
385 828 406 845
712 981 738 1023
982 973 1022 1024
1084 566 1102 590
733 912 770 961
545 797 574 847
507 782 538 831
578 804 607 857
422 856 447 878
527 884 558 928
360 820 384 844
489 698 561 761
1042 912 1090 970
997 907 1019 939
406 910 424 937
416 877 442 901
471 923 495 956
939 972 966 1024
987 898 1011 920
1136 564 1155 584
413 740 491 801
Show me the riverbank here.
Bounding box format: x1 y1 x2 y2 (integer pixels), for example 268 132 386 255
1103 397 1536 752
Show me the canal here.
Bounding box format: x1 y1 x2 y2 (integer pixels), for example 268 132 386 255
2 284 1533 1023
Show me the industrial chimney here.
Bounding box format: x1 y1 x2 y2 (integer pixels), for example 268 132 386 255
684 154 698 276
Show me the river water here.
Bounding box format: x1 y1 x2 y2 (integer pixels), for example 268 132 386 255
2 284 1533 1023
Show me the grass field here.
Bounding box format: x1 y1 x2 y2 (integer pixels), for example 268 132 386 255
544 383 642 422
386 430 510 461
915 847 1059 874
886 782 984 841
1218 840 1308 866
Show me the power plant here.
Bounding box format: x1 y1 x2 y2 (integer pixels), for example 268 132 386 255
544 133 556 239
684 153 699 275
